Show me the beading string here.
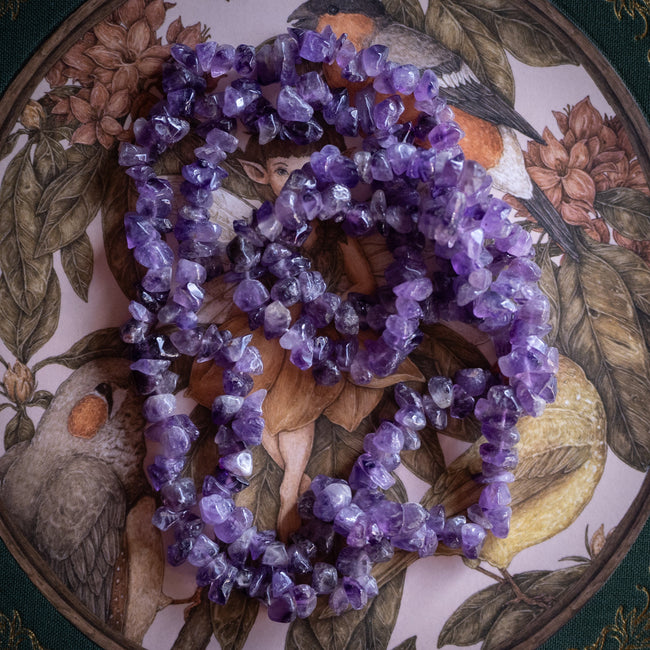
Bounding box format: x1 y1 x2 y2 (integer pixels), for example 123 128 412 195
118 26 558 621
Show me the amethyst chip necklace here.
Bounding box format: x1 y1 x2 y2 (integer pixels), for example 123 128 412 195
118 26 559 622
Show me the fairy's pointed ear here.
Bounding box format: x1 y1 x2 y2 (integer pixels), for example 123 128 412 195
239 159 269 184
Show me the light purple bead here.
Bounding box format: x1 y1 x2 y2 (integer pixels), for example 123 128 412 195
200 493 234 526
143 393 175 422
214 506 254 543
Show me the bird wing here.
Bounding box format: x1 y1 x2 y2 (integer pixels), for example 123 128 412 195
34 455 126 621
0 440 29 483
371 22 544 143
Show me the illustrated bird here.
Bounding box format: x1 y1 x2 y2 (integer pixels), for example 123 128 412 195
0 358 166 636
370 355 607 591
288 0 579 258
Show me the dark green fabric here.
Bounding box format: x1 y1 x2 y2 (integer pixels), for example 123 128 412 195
0 1 649 648
551 0 650 124
0 0 87 94
0 537 100 649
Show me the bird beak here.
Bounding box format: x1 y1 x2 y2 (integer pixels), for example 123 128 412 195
287 2 318 30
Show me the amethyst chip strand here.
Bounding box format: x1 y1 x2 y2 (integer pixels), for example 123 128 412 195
119 26 557 621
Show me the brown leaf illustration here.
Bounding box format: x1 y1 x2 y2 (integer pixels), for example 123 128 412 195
482 603 541 650
595 187 650 241
169 591 212 650
35 144 106 256
558 236 650 470
32 326 128 372
33 132 67 187
184 404 219 489
4 410 35 449
438 570 548 647
210 590 259 650
60 232 94 302
425 0 515 103
383 0 425 30
0 130 22 161
0 270 60 363
458 0 579 68
391 636 417 650
234 443 283 533
0 141 50 314
482 565 588 649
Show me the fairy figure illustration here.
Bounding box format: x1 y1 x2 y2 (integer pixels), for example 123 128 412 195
189 125 423 538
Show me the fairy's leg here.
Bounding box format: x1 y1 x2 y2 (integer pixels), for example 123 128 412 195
275 422 315 540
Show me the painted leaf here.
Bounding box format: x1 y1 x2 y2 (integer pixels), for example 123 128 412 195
0 272 59 362
558 238 650 469
102 154 143 300
595 187 650 240
33 132 67 187
286 568 407 650
455 0 579 67
425 0 515 103
169 592 213 650
5 410 35 449
537 246 560 348
20 271 61 362
482 564 588 649
392 636 417 650
0 130 22 161
34 144 105 256
438 570 548 647
29 390 53 409
210 590 260 650
235 443 283 532
482 603 542 650
32 326 128 372
0 141 50 314
383 0 425 30
60 232 94 301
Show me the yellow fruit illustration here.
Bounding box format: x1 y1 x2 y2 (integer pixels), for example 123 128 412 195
428 355 607 569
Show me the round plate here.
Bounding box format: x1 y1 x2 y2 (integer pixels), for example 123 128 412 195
0 1 649 649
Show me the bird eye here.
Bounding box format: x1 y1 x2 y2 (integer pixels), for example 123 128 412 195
327 4 340 14
95 382 113 415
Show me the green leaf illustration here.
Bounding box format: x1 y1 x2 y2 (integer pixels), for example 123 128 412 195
60 232 94 301
34 144 105 257
438 570 548 647
33 132 67 187
425 0 515 103
32 326 128 372
392 636 417 650
595 187 650 241
0 271 60 362
101 154 143 300
5 410 35 449
456 0 579 67
383 0 425 29
558 237 650 470
0 140 51 314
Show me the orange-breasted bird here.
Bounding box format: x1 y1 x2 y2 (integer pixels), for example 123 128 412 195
287 0 579 258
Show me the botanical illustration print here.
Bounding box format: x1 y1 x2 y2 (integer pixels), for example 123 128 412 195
0 0 648 649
